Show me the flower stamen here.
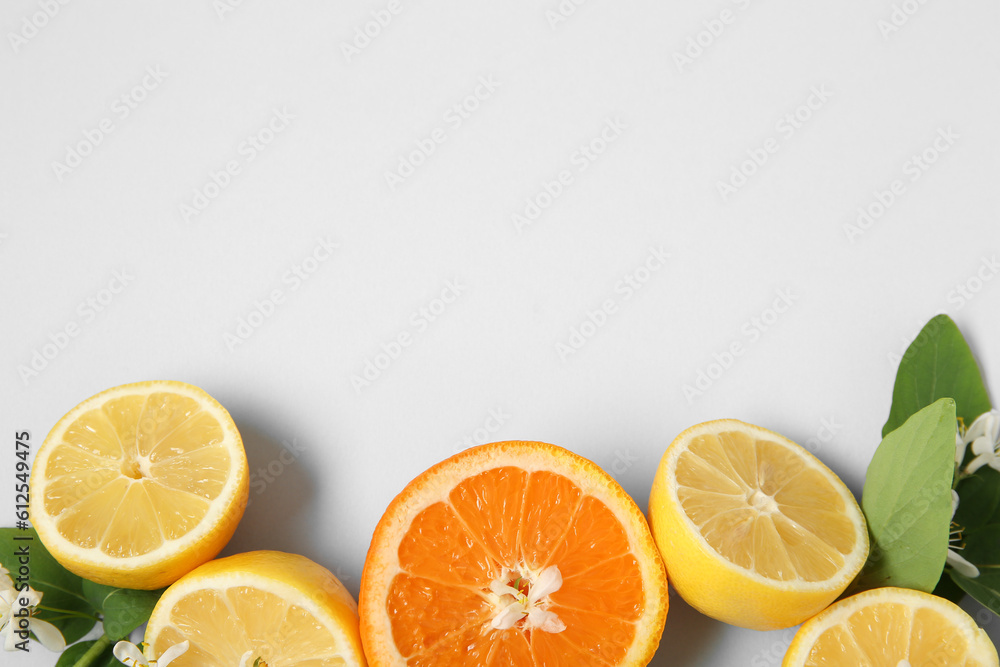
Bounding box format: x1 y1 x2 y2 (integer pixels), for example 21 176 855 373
489 566 566 633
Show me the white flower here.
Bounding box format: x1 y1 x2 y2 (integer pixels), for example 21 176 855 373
0 583 65 652
113 639 189 666
489 565 566 633
947 490 980 578
0 564 13 594
960 410 1000 475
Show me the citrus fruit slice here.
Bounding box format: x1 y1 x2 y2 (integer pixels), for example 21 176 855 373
29 381 249 589
145 550 367 666
648 419 868 630
359 440 668 667
783 586 998 666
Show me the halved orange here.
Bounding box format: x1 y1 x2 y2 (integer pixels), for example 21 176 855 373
29 381 249 589
359 441 668 666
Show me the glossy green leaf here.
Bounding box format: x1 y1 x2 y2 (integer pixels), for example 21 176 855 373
953 466 1000 562
950 569 1000 618
884 314 991 437
932 569 967 604
947 466 1000 617
859 399 956 591
0 528 98 644
54 637 118 667
82 579 163 641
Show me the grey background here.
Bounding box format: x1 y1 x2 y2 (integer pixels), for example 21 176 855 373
1 0 999 664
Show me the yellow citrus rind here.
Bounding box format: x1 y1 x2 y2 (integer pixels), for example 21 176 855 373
648 419 868 630
29 381 249 589
145 550 367 666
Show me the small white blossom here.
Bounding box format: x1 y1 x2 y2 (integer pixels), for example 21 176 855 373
947 490 980 578
113 639 189 666
0 583 65 652
960 410 1000 475
0 565 13 594
489 565 566 633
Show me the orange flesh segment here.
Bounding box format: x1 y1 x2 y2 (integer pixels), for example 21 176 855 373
675 431 853 582
41 392 231 557
388 466 641 665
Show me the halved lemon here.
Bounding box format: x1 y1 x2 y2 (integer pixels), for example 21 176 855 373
648 419 868 630
29 381 249 589
783 586 998 665
360 440 668 666
145 550 367 666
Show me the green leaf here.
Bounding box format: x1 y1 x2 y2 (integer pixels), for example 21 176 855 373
54 637 117 667
55 640 99 667
0 528 98 644
883 314 992 438
932 569 967 604
945 465 1000 617
859 398 956 591
950 569 1000 617
953 466 1000 562
82 579 164 640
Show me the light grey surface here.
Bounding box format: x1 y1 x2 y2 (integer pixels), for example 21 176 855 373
1 1 999 665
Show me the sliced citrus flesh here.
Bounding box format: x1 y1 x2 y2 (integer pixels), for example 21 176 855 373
360 441 668 666
145 550 367 666
783 586 998 666
648 419 868 630
29 381 249 589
